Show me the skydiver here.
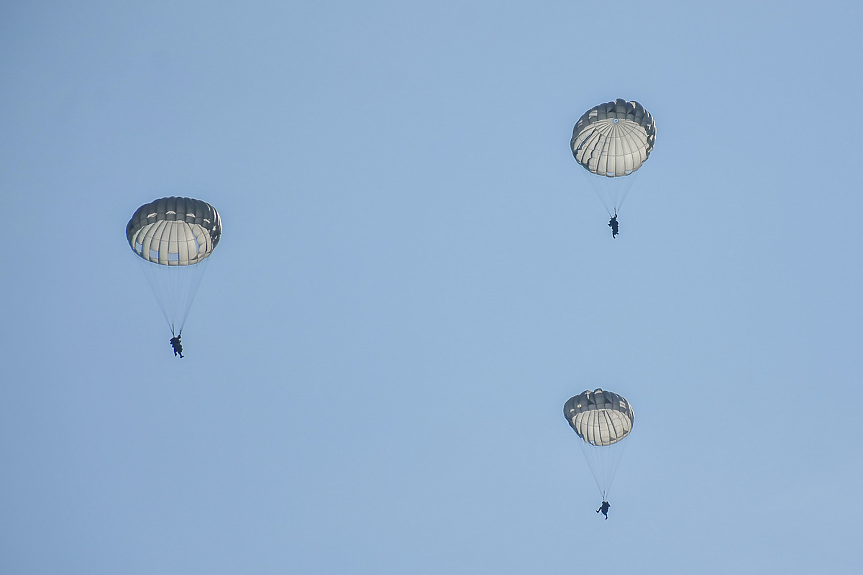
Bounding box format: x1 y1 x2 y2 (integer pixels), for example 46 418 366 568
596 500 610 520
608 214 619 238
170 335 183 358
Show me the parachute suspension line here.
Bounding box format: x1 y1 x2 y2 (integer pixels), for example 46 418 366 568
579 164 642 217
579 169 613 217
595 186 614 218
614 184 631 214
136 256 210 335
577 431 630 500
574 444 603 499
611 168 640 215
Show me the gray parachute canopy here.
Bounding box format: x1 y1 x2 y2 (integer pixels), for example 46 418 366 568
564 388 635 447
571 99 656 178
126 197 222 266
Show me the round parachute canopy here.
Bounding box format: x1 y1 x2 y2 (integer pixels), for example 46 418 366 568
126 196 222 336
571 99 656 178
564 388 635 447
126 197 222 266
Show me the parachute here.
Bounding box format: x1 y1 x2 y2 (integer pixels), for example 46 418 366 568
564 388 634 500
571 99 656 217
126 196 222 336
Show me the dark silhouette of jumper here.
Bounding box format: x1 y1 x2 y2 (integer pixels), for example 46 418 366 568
170 335 183 358
608 215 619 238
596 500 610 520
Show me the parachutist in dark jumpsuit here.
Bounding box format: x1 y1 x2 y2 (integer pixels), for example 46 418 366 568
170 335 183 358
596 500 610 519
608 215 619 238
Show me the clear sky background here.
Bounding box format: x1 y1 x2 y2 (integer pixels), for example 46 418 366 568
2 1 862 573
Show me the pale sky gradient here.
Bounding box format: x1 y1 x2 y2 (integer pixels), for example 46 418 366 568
2 1 862 573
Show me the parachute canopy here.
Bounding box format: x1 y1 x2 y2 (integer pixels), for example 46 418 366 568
564 388 634 447
563 388 635 499
126 197 221 266
571 99 656 178
126 196 222 336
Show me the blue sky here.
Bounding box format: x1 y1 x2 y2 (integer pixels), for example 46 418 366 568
2 1 862 573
